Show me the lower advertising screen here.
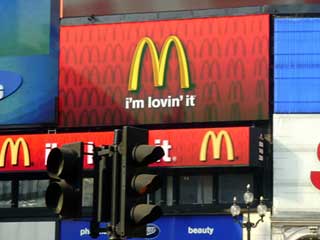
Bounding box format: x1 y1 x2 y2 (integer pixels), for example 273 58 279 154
0 126 262 172
61 215 242 240
0 221 55 240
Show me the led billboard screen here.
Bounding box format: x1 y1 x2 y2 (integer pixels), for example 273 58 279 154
0 127 263 172
274 17 320 113
0 0 59 126
59 14 269 127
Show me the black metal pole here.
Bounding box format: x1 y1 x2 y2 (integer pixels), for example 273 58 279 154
246 205 251 240
247 227 251 240
109 129 122 240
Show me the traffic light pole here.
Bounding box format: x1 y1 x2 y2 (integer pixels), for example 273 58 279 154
90 146 105 238
109 129 122 240
90 145 112 238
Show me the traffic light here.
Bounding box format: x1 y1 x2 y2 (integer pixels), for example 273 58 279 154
45 142 84 218
117 126 164 238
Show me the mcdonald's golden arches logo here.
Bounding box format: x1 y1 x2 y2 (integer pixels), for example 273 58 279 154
0 138 31 167
200 130 235 161
128 35 190 91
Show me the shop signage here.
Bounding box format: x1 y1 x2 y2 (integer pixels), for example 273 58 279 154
59 14 269 127
61 216 242 240
150 127 263 167
0 127 262 172
0 138 31 168
199 130 234 161
0 132 114 172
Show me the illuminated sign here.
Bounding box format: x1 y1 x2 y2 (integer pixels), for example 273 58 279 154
150 127 262 167
0 132 114 172
128 35 190 91
199 130 234 161
61 216 242 240
310 143 320 190
0 0 59 126
0 138 30 167
59 15 270 127
0 127 262 172
274 18 320 113
0 71 23 101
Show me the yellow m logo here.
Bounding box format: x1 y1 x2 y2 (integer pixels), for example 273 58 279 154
200 131 234 161
0 138 31 167
128 35 190 91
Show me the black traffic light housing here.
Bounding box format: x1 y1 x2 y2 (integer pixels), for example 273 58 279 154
117 126 164 238
45 142 84 218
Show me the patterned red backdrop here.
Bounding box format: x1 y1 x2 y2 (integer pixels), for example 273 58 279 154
0 127 259 172
59 14 269 127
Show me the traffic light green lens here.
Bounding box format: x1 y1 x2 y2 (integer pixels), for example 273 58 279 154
45 182 63 214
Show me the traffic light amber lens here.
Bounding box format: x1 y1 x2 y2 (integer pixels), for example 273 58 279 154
47 148 64 178
131 204 162 225
132 174 161 194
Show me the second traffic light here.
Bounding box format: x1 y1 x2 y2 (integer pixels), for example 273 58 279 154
117 126 164 238
45 142 84 218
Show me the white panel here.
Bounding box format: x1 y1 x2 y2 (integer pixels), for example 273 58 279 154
0 222 55 240
273 114 320 215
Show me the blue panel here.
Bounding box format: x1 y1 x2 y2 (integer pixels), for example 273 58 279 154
274 18 320 113
0 0 59 126
61 216 242 240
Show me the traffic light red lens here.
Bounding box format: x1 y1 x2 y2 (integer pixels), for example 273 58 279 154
47 148 64 178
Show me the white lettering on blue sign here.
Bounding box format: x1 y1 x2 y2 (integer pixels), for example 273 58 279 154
188 226 214 235
80 227 90 236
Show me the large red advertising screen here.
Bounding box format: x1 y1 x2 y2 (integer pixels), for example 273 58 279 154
59 14 269 127
0 127 263 172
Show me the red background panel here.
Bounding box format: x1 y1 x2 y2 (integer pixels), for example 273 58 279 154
0 127 250 172
59 14 269 127
150 127 250 167
0 132 114 172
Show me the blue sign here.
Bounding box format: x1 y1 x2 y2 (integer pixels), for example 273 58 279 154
0 71 22 100
0 0 59 126
61 216 242 240
274 18 320 113
61 221 108 240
